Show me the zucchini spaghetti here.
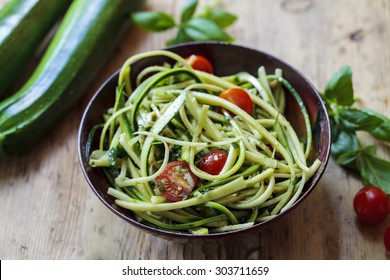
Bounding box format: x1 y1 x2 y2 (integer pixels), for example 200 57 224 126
88 50 321 234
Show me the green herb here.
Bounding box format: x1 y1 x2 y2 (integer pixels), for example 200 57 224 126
321 66 390 194
132 0 237 45
157 180 166 192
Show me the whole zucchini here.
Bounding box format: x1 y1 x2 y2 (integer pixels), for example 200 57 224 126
0 0 71 98
0 0 145 155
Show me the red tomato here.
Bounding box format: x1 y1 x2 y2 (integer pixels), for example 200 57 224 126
185 54 213 73
384 226 390 254
198 150 228 175
155 161 198 202
353 186 390 225
219 88 253 116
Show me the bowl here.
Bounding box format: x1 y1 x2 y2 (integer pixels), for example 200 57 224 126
78 42 331 240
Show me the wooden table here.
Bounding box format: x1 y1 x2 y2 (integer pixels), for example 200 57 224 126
1 0 389 260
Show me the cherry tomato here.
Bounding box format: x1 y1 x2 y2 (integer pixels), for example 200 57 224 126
185 54 213 73
219 88 253 116
353 186 390 225
384 226 390 254
155 161 198 202
198 149 228 175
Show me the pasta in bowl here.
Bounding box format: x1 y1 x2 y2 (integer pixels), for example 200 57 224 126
78 42 331 239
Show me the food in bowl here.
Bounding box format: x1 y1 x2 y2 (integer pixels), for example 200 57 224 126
85 48 323 235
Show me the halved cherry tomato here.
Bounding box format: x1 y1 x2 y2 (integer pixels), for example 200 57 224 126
384 226 390 254
155 161 198 202
219 88 253 116
185 54 213 73
353 186 390 225
198 149 228 175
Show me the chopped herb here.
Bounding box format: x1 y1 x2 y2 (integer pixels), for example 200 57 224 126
157 180 166 192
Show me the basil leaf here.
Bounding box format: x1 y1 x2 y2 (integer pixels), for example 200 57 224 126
362 144 377 155
132 11 176 32
324 65 354 106
360 108 390 141
181 0 198 23
329 116 340 142
202 9 237 28
331 130 358 159
166 28 190 46
183 18 234 42
359 148 390 194
336 150 359 171
339 108 383 132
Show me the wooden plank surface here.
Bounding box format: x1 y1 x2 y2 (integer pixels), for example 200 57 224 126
0 0 389 260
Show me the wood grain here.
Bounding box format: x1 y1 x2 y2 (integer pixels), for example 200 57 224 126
1 0 389 260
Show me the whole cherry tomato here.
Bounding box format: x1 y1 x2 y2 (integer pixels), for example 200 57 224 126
198 149 228 175
219 88 253 116
384 225 390 254
156 161 198 202
185 54 213 73
353 186 390 225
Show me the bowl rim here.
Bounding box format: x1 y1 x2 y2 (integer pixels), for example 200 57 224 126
78 42 332 240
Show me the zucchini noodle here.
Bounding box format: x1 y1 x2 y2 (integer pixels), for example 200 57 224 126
88 50 321 234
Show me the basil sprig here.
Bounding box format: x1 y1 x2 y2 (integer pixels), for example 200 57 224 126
322 66 390 194
131 0 237 45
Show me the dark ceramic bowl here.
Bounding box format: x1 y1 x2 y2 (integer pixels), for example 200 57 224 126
78 42 331 240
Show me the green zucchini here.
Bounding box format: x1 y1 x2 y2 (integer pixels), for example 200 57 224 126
0 0 71 98
0 0 145 155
